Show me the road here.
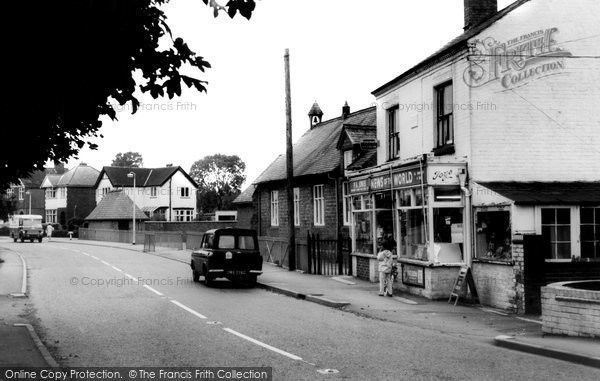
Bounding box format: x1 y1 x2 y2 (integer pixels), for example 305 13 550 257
1 239 599 381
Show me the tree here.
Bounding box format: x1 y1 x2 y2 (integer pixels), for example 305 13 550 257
0 193 18 222
189 154 246 212
112 152 144 168
1 0 256 190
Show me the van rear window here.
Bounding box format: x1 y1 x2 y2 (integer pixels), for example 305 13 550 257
216 234 256 249
239 236 255 250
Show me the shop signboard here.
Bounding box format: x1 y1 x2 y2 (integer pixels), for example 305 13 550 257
349 165 425 195
427 163 466 185
401 264 425 288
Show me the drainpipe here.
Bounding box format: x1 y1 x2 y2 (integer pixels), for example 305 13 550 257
458 171 472 266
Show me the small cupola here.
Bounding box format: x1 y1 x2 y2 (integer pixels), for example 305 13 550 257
308 101 324 129
342 101 350 120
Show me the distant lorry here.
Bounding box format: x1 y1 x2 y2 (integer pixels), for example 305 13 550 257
9 214 44 243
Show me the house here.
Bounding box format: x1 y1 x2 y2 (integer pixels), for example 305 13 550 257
3 165 67 219
251 102 376 270
347 0 600 313
41 163 100 227
94 166 198 222
85 190 148 231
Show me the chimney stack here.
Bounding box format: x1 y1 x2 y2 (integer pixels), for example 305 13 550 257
342 101 350 120
464 0 497 30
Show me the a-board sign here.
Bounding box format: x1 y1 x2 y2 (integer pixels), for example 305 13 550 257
448 265 480 306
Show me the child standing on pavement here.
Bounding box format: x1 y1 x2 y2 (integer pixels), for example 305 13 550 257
377 238 394 297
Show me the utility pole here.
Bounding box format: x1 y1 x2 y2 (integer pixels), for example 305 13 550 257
284 48 296 271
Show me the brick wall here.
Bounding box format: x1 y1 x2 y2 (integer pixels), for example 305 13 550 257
144 221 237 232
355 256 371 280
541 281 600 338
472 261 517 311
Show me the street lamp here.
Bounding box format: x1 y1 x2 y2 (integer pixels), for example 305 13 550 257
25 191 31 214
127 172 136 245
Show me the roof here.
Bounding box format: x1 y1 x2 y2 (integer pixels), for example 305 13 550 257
43 174 62 188
347 150 377 171
233 185 256 204
477 182 600 205
85 191 149 221
254 106 377 184
337 124 377 149
96 166 197 188
372 0 530 96
21 170 50 188
56 164 100 187
308 102 324 117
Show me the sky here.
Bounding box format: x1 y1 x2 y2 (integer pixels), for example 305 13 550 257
62 0 514 189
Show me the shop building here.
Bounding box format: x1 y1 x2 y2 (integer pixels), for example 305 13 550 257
347 0 600 312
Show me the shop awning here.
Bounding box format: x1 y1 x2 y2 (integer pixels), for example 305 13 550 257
477 182 600 205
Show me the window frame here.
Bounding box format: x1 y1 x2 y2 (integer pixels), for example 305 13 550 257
293 187 300 226
387 106 400 161
18 187 24 200
179 187 190 198
150 187 158 198
435 81 454 149
270 190 279 226
313 185 325 226
174 208 194 222
46 209 57 223
342 182 351 226
46 187 56 199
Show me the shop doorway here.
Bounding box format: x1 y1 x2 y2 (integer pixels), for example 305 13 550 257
523 234 545 314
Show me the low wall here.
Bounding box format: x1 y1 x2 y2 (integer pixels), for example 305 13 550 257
472 261 517 311
79 228 204 250
144 221 237 232
541 281 600 338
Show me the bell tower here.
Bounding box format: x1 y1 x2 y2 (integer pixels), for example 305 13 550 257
308 101 324 129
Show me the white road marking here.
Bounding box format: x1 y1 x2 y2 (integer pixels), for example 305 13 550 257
111 266 123 272
223 327 303 361
100 260 111 266
143 285 164 296
90 255 99 260
170 300 207 319
480 307 509 316
124 273 138 282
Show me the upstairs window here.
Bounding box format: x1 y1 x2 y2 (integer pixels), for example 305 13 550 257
179 187 190 198
18 187 24 200
60 187 66 199
46 188 56 199
387 106 399 160
435 81 454 148
150 187 158 197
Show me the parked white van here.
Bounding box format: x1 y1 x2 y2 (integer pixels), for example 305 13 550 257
9 214 44 242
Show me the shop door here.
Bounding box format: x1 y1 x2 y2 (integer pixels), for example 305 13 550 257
523 234 546 314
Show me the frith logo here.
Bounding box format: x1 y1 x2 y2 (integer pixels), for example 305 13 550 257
464 27 572 89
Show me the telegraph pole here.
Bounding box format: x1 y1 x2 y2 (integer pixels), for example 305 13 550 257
284 49 296 271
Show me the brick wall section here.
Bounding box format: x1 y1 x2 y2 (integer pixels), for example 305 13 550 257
472 262 517 311
512 242 526 313
541 282 600 338
144 221 237 232
356 256 370 280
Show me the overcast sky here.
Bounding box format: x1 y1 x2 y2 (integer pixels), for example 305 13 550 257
63 0 513 188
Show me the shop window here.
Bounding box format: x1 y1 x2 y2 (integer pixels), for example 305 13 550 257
434 187 461 202
352 195 373 254
433 208 463 262
375 192 395 253
397 188 427 260
580 207 600 259
541 208 571 260
474 210 511 261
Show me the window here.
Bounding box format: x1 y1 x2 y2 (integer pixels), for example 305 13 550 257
179 187 190 198
474 209 512 261
202 234 214 249
101 187 111 197
18 187 24 200
46 209 57 223
270 190 279 226
46 188 56 199
313 185 325 226
352 195 373 254
387 106 399 160
541 208 571 260
435 81 454 148
342 182 351 226
293 188 300 226
217 235 235 249
397 188 427 260
60 187 66 199
175 209 194 222
239 235 256 250
581 207 600 259
343 150 354 169
6 188 13 198
150 187 158 197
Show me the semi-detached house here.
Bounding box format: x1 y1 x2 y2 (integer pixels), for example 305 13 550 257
94 166 198 222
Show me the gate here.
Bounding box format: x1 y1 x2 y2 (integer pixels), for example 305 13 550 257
523 234 547 314
306 231 352 276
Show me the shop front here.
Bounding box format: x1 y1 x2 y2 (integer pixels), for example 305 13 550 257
349 159 469 299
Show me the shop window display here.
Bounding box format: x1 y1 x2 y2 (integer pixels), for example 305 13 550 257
432 207 463 262
353 195 374 254
397 188 427 260
474 210 511 261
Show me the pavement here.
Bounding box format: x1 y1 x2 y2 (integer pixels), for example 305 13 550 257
1 236 598 369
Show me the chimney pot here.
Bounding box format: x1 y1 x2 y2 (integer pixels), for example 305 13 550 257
342 101 350 119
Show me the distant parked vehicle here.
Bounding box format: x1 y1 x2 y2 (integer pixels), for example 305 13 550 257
191 228 263 287
9 215 44 243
